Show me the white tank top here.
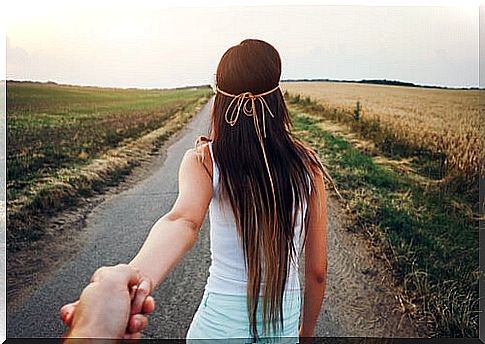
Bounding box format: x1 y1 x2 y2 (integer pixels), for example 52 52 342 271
205 140 307 295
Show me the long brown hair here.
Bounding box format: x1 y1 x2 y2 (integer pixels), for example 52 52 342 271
196 39 331 339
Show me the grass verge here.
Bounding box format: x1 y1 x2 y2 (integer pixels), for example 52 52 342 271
288 100 479 337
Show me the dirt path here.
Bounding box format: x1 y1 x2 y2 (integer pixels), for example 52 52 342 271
315 193 417 336
7 98 419 338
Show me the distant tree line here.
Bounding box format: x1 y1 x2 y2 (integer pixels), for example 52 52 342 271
6 80 212 91
281 78 481 90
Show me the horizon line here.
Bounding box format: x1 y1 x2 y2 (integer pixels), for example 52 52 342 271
4 78 482 91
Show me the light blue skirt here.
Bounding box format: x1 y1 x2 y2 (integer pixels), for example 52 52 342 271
186 289 301 343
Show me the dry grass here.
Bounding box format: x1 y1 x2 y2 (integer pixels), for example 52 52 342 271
282 82 484 192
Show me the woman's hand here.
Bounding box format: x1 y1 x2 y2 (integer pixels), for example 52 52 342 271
60 264 155 339
299 325 314 343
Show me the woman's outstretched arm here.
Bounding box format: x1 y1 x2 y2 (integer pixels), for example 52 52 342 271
128 147 212 297
59 147 212 336
300 169 328 337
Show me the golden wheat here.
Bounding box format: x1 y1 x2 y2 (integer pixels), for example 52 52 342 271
282 82 483 183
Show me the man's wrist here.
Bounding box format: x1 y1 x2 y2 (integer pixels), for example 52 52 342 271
67 325 104 339
66 317 115 339
63 333 118 344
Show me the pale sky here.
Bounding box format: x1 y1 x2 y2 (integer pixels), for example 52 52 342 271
5 1 480 88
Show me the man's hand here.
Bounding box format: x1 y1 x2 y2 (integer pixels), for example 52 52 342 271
60 264 155 339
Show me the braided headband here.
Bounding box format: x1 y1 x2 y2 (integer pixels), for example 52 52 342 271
215 84 280 235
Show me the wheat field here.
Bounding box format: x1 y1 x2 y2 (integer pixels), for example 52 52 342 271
282 82 483 186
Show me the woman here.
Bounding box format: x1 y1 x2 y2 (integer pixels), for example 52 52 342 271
62 39 330 342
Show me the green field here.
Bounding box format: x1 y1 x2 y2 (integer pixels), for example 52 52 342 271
7 82 212 187
287 93 479 337
7 81 212 250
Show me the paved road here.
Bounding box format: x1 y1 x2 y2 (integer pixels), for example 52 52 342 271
7 98 417 339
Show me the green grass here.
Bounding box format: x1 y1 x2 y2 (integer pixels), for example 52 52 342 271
290 109 479 337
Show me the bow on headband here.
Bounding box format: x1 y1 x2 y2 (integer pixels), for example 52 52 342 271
215 84 281 236
215 84 280 139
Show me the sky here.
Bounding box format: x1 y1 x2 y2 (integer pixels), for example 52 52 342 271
5 1 480 89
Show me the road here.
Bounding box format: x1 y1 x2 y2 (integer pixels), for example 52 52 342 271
7 98 418 339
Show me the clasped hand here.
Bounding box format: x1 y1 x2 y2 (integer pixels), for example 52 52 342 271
60 264 155 340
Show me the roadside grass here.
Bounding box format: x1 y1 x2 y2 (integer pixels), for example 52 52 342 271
288 102 479 337
7 81 212 252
